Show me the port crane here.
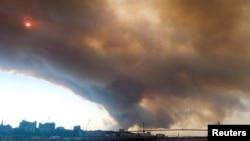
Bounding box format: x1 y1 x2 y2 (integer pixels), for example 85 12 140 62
85 119 91 131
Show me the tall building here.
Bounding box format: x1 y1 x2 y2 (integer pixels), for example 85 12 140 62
19 120 37 132
38 122 55 133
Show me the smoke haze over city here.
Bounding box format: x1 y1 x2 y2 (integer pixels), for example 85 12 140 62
1 0 250 130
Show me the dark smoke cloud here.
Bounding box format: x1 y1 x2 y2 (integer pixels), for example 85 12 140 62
1 0 250 129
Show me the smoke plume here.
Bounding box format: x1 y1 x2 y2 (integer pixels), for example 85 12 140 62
1 0 250 129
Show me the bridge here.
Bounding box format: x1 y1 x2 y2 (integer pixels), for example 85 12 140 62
129 128 207 133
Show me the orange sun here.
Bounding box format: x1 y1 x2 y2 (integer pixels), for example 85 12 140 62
24 21 32 28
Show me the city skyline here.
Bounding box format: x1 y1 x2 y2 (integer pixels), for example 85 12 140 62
0 118 208 137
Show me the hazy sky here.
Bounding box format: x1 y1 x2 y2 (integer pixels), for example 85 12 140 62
0 71 118 130
1 0 250 131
